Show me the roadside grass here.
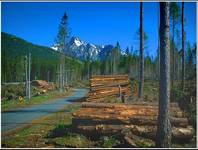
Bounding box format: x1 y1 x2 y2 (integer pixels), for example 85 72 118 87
1 90 73 112
1 102 120 148
1 103 81 148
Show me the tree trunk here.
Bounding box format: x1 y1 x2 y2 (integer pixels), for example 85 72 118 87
138 2 144 100
156 2 172 147
171 16 175 90
59 54 65 92
158 7 160 80
181 2 185 91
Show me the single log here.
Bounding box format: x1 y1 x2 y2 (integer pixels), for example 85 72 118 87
91 74 129 80
90 87 129 92
89 86 130 94
172 126 195 142
76 106 184 118
88 91 131 100
86 95 118 103
91 80 130 86
80 103 183 116
121 130 155 147
82 102 180 110
73 115 189 127
91 74 128 77
90 82 130 91
76 124 194 142
89 89 131 97
90 77 130 87
90 78 129 82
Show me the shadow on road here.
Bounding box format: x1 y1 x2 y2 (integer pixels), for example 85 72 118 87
66 96 87 103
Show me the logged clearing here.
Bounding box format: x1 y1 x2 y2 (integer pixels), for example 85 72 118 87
2 76 196 148
70 75 196 147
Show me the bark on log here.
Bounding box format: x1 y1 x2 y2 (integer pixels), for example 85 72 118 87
80 103 185 117
88 90 131 100
90 78 130 83
121 130 155 147
91 74 129 80
86 96 118 103
89 90 130 97
73 116 189 127
89 86 131 94
81 102 180 110
75 124 194 142
76 108 184 118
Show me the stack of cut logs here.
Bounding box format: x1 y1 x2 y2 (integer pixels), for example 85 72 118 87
87 75 131 102
72 75 194 147
73 102 194 146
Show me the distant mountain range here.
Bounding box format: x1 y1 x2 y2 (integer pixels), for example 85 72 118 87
2 31 116 62
51 37 115 61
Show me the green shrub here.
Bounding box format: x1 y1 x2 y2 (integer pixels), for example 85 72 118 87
100 136 119 148
171 85 185 102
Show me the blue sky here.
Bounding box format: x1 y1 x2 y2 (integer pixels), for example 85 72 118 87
2 2 196 57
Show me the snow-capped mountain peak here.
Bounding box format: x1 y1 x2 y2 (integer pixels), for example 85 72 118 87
51 44 59 51
90 43 96 49
52 36 114 61
65 36 102 60
73 37 83 46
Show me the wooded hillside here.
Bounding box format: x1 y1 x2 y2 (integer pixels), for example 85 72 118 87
1 32 83 83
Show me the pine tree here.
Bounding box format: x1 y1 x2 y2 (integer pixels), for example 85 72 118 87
112 42 120 75
156 2 172 147
55 12 69 92
138 2 144 100
181 2 185 91
125 47 130 74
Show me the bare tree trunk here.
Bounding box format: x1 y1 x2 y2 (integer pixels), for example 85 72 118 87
156 2 172 147
59 54 65 92
157 5 160 81
172 16 175 86
25 55 28 99
87 61 90 80
28 53 31 100
59 59 62 92
62 55 65 87
181 2 185 91
113 53 116 75
138 2 144 100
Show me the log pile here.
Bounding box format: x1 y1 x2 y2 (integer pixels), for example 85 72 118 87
31 80 54 90
72 75 194 147
31 80 55 96
87 75 131 102
72 102 194 145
